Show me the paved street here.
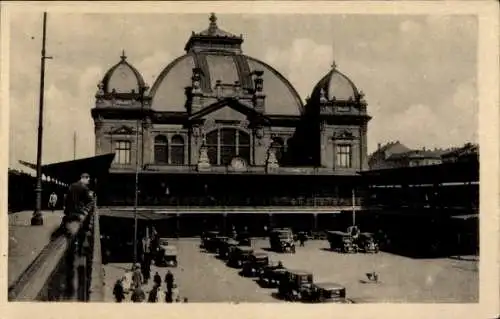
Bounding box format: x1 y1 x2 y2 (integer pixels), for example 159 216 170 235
103 238 478 303
8 210 63 287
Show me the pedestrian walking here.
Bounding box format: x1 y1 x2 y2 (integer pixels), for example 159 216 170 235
299 232 306 247
165 270 174 291
147 283 161 303
131 286 146 303
48 192 58 212
132 263 143 288
113 277 125 303
153 271 162 286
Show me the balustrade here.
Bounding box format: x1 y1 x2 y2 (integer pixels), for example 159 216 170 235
106 195 363 207
8 199 103 302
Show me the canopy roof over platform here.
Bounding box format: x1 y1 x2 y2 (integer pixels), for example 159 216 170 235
19 153 115 184
358 161 479 185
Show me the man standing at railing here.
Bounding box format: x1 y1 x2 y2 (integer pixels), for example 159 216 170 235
63 173 95 236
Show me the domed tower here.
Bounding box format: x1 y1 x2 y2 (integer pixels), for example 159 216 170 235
147 13 304 167
92 51 150 162
292 62 371 171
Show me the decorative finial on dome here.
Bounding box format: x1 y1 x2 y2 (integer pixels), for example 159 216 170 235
331 60 337 70
120 49 127 61
208 13 218 34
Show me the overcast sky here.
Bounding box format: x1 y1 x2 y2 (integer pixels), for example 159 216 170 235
8 11 478 169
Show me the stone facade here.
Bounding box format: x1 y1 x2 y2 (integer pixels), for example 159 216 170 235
91 14 371 175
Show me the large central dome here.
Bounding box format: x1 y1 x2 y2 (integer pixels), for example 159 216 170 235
149 14 304 116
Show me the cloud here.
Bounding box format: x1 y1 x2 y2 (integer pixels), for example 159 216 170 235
264 38 333 101
136 50 173 87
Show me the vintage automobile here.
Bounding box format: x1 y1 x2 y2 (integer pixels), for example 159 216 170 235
327 230 357 253
156 238 178 267
269 228 296 253
218 238 240 260
277 270 314 301
300 282 351 303
201 231 220 250
236 231 252 246
241 252 269 277
357 232 379 253
259 265 288 288
227 246 255 268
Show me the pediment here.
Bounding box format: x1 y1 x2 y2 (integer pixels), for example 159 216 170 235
109 125 135 135
189 98 270 124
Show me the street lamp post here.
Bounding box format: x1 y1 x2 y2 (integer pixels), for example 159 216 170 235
132 84 148 266
352 188 356 226
31 12 53 226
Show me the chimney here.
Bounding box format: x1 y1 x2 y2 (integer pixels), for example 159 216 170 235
378 143 381 150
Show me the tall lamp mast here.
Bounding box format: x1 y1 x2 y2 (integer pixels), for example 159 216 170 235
31 12 53 226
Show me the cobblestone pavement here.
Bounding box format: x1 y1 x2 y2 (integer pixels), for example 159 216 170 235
103 238 478 303
8 210 64 287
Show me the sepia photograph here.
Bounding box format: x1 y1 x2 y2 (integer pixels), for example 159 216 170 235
2 2 497 315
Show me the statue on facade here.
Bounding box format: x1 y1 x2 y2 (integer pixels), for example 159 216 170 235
197 144 211 171
266 147 279 170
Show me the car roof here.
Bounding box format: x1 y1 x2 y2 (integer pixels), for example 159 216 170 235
288 270 313 276
254 252 268 257
237 246 254 252
314 282 345 290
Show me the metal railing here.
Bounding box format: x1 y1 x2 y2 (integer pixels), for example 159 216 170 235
105 196 364 207
8 200 104 302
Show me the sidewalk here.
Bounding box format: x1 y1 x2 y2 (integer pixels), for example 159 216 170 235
8 210 64 287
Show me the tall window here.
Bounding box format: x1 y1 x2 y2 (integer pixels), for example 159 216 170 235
205 128 251 165
114 141 131 164
270 137 285 164
336 144 352 168
171 135 185 165
154 135 168 164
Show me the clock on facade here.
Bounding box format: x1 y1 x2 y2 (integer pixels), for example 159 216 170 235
230 157 247 170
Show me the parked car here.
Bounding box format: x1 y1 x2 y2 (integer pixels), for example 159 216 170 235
327 231 357 253
258 263 288 287
155 238 178 267
218 238 240 260
277 270 314 301
357 232 379 253
236 231 252 246
201 231 220 251
269 228 296 253
241 252 269 277
227 246 255 268
301 282 351 303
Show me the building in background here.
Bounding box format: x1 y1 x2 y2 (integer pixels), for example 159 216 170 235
367 141 478 170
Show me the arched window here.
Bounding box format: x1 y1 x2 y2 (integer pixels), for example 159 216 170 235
154 135 168 164
204 128 251 165
171 135 185 165
270 137 285 164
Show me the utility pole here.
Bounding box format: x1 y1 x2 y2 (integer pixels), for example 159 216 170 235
352 188 356 226
73 131 77 160
31 12 53 226
133 82 148 267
